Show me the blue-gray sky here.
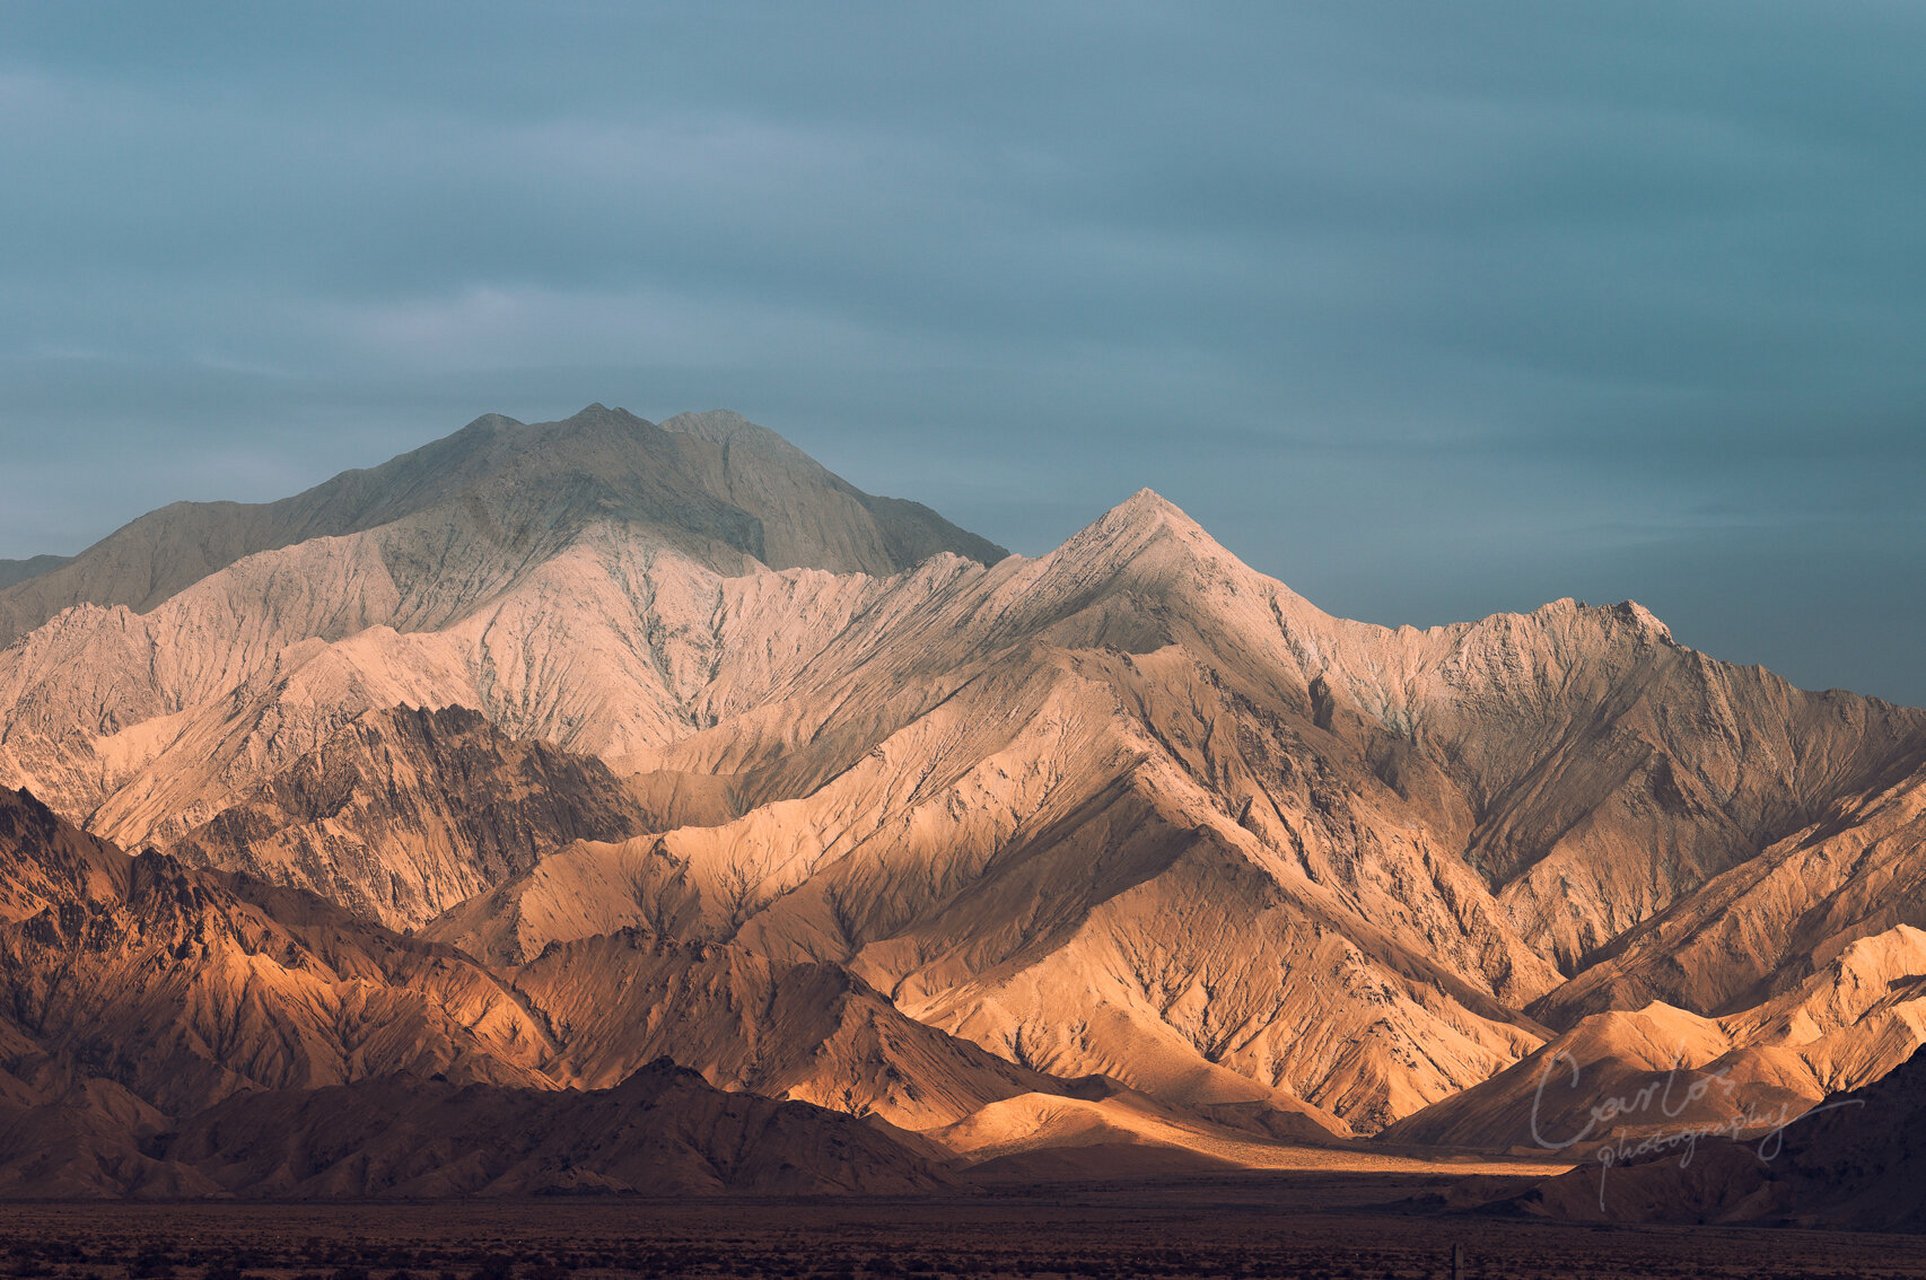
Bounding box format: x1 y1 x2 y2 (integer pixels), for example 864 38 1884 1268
2 2 1922 704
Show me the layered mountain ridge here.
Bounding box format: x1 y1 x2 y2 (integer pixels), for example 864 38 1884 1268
0 404 1004 651
2 403 1922 1203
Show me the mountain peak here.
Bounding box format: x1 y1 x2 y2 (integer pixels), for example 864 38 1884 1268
1610 599 1673 643
1121 486 1181 515
0 404 1011 646
1086 487 1212 544
553 402 649 430
1044 488 1244 588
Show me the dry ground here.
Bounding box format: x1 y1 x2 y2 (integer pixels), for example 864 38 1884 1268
0 1176 1924 1280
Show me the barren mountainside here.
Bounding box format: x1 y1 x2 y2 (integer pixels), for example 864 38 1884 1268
165 704 658 930
0 405 1005 650
0 786 988 1196
1 404 1922 1201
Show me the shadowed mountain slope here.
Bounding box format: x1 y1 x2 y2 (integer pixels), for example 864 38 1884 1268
0 787 558 1116
0 786 993 1198
1502 1046 1926 1231
0 556 71 592
157 1062 955 1199
1533 750 1926 1024
506 928 1099 1131
165 705 657 930
661 409 1009 571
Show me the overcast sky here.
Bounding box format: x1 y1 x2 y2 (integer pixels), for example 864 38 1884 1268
2 2 1921 703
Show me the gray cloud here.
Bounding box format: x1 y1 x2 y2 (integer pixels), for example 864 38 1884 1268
1 1 1921 703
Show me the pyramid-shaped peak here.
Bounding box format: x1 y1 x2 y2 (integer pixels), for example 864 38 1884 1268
1053 487 1228 571
557 402 650 426
1118 487 1187 518
1094 487 1210 539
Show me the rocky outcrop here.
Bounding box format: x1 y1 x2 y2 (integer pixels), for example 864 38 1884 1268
166 705 656 930
1533 751 1926 1024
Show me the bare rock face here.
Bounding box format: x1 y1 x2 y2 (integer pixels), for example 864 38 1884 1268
2 405 1924 1175
165 705 656 930
1533 751 1926 1024
418 485 1924 1133
0 787 558 1118
1383 922 1926 1153
508 928 1088 1130
0 787 959 1198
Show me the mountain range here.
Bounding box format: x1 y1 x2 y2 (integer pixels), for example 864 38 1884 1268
2 403 1922 1208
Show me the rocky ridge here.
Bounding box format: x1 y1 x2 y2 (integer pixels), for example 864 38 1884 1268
0 405 1922 1190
